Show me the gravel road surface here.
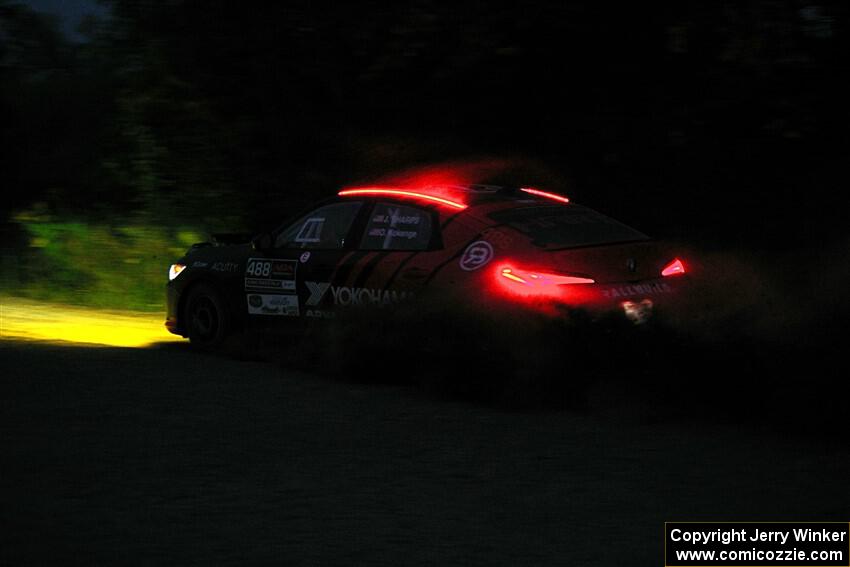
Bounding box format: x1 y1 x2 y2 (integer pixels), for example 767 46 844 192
1 337 847 565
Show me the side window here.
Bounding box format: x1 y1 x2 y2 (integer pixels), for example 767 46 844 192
275 202 362 249
359 202 434 251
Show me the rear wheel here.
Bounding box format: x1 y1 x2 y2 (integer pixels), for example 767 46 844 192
185 283 229 349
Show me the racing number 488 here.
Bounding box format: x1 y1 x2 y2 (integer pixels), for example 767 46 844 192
246 260 272 277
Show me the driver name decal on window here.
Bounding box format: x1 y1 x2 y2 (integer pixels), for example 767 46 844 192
360 203 432 251
371 211 421 226
367 228 419 240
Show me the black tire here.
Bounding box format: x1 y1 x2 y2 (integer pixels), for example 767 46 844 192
184 283 230 350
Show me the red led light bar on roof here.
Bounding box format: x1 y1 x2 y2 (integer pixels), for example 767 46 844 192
338 188 467 210
519 187 570 204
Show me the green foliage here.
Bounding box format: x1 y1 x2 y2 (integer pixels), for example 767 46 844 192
10 208 203 311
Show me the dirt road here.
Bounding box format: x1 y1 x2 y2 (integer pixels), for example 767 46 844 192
1 336 847 565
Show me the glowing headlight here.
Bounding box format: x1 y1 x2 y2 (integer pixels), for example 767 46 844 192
169 263 186 281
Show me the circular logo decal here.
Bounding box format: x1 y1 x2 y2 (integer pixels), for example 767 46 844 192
248 294 263 308
459 241 494 271
299 251 311 263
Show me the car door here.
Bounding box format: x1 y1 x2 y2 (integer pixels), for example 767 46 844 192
335 201 441 301
243 200 365 322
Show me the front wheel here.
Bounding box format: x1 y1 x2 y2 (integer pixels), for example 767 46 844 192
185 283 230 350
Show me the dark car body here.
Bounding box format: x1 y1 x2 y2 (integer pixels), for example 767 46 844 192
166 185 688 346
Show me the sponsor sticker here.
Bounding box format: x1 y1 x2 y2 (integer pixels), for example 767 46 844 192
459 241 494 271
244 258 297 292
246 294 299 316
305 281 331 306
331 286 411 307
304 281 412 308
212 261 239 272
601 281 672 298
305 309 335 319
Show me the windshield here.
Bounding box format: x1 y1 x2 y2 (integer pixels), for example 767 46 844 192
489 205 649 249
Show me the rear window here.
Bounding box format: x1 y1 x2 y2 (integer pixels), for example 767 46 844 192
489 205 648 249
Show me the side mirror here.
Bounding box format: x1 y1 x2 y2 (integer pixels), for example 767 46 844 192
252 233 273 252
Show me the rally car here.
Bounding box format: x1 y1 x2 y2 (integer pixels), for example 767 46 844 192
165 185 688 347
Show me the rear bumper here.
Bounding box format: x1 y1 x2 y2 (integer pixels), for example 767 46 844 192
572 276 690 324
580 275 684 301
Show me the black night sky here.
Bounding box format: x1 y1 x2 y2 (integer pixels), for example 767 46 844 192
3 1 847 249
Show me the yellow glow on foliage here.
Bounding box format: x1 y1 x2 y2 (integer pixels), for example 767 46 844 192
1 297 182 348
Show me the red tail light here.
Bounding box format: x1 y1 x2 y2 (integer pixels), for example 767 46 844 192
497 266 594 301
500 267 594 287
492 264 595 311
661 258 686 277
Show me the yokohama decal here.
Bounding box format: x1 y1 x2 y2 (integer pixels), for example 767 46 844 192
306 281 331 306
304 281 411 307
